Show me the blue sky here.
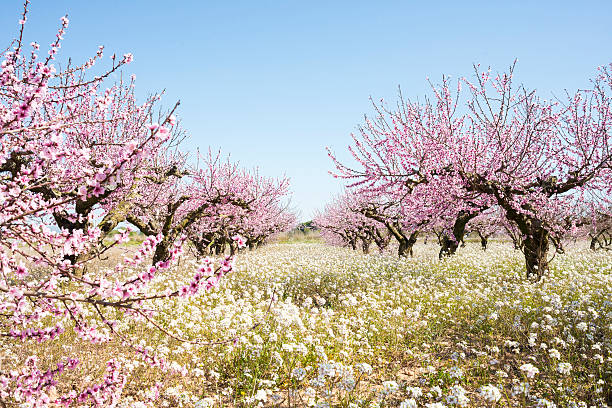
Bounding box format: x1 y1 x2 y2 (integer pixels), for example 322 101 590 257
2 1 610 220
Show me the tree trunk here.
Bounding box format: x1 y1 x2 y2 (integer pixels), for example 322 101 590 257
371 228 390 253
361 238 370 254
152 243 171 266
190 236 213 258
503 209 551 280
439 211 478 259
477 231 488 250
406 231 417 257
53 212 90 269
439 235 460 259
523 227 550 280
398 238 410 257
589 229 611 251
398 231 418 257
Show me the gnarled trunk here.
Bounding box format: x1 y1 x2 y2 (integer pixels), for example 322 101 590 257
438 211 477 259
407 231 418 257
589 229 612 251
523 227 550 280
505 209 551 280
371 227 390 253
397 238 409 257
398 231 418 257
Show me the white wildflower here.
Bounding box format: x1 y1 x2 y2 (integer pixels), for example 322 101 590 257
519 363 539 378
479 384 502 403
557 362 572 375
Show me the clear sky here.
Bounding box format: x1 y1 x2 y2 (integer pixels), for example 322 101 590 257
2 1 611 221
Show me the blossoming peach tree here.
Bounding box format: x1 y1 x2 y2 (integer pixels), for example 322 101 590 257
314 191 390 253
0 5 265 406
183 159 295 257
327 89 493 259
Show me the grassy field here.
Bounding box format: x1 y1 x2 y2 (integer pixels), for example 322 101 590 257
2 241 610 407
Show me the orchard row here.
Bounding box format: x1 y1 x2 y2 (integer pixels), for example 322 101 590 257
318 62 612 280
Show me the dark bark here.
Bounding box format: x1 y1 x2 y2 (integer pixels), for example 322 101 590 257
397 238 409 257
371 227 390 253
477 231 488 250
361 238 371 254
398 231 418 257
438 211 477 259
439 235 459 259
589 228 611 251
145 195 249 265
406 231 418 257
190 234 215 257
53 211 89 266
503 207 551 280
522 227 550 280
